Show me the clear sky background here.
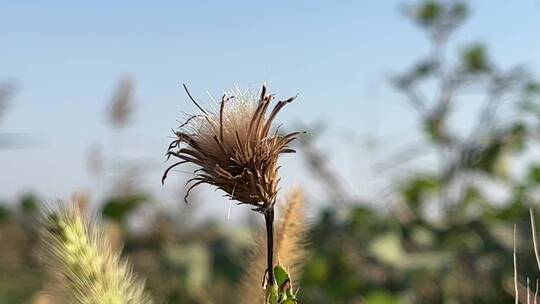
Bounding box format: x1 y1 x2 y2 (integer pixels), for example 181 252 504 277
1 1 540 219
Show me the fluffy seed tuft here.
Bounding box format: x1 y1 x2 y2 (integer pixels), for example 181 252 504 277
163 84 300 213
40 205 152 304
239 188 308 303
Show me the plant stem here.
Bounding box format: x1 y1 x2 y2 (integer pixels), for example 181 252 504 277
264 207 275 287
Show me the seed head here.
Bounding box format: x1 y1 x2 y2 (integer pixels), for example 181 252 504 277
40 205 153 304
162 84 300 213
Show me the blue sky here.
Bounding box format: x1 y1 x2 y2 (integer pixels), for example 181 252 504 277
1 1 540 218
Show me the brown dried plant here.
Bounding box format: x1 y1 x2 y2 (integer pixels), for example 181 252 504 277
512 209 540 303
0 81 17 121
108 76 135 129
162 84 300 289
274 188 308 281
240 227 267 304
162 84 299 211
240 188 308 303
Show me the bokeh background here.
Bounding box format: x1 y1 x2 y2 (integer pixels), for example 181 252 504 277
2 1 540 303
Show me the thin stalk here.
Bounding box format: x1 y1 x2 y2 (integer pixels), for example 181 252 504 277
530 208 540 273
265 207 275 287
515 224 519 304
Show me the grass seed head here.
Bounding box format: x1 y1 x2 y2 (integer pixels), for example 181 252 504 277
40 205 152 304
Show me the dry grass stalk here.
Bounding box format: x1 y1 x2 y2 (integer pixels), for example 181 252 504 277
528 277 531 304
239 188 308 303
108 76 135 128
0 80 17 121
274 187 308 281
40 204 152 304
533 279 538 304
240 228 267 304
513 209 540 303
163 84 301 289
515 224 519 304
531 208 540 274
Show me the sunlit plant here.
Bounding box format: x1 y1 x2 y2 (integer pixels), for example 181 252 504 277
40 205 152 304
162 84 302 303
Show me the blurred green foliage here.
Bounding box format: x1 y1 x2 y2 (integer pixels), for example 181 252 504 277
101 193 149 224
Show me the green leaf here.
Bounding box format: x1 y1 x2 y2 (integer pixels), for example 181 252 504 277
274 265 290 288
417 1 441 26
462 44 489 73
365 291 403 304
528 165 540 184
0 205 9 222
101 193 148 223
20 193 38 213
265 283 279 304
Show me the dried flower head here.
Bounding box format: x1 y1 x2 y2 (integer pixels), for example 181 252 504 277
162 84 300 213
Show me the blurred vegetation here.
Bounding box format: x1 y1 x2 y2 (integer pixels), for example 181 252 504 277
2 1 540 303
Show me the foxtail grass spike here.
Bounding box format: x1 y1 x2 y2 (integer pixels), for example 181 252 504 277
40 205 153 304
239 188 307 303
275 188 308 282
